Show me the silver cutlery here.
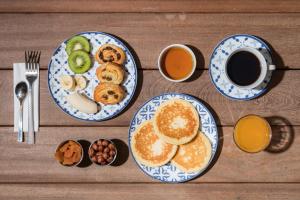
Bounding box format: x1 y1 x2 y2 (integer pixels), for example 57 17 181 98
25 51 41 144
15 81 28 143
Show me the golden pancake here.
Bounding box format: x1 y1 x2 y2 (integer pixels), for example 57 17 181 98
171 132 212 173
131 120 178 167
153 99 200 145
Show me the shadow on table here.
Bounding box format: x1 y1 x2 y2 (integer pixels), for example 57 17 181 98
190 96 223 179
110 139 129 166
265 116 294 153
185 45 205 82
101 33 143 120
77 139 92 168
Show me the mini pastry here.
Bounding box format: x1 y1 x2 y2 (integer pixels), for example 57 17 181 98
95 44 126 65
94 83 125 105
96 62 125 84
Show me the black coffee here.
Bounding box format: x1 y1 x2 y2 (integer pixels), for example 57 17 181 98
226 51 261 86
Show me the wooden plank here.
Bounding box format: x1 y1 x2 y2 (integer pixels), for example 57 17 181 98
0 70 299 126
0 126 298 183
0 13 299 69
0 0 299 13
0 183 299 200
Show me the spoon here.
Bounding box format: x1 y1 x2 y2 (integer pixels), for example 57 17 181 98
15 81 28 142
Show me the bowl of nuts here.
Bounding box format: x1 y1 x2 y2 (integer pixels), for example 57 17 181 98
88 139 117 166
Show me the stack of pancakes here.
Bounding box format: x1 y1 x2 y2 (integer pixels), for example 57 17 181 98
131 99 212 173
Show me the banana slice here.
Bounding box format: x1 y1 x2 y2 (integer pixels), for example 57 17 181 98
75 75 87 90
60 75 76 91
66 92 99 114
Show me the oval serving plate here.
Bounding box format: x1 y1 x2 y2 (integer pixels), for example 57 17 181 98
128 93 219 183
48 32 137 121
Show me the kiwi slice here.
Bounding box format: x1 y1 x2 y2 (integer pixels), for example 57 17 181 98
68 50 91 74
66 36 90 55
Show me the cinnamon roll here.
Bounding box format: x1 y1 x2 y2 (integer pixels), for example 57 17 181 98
96 62 124 84
95 44 126 65
94 83 125 105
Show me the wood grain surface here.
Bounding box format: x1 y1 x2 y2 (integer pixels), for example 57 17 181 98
0 13 299 69
0 183 299 200
1 1 299 199
0 126 298 183
0 0 299 13
0 70 299 126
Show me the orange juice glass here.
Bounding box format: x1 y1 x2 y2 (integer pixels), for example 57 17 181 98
233 115 272 153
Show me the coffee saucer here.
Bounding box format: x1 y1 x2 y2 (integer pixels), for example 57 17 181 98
209 34 273 100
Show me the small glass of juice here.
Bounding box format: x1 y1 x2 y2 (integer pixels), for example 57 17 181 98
233 114 272 153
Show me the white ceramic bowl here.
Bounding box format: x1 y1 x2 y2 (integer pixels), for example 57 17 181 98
157 44 196 82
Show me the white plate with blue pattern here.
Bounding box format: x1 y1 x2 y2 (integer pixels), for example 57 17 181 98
209 34 273 100
48 32 137 121
128 93 219 183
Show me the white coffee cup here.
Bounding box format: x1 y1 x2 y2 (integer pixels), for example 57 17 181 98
225 47 275 89
158 44 196 82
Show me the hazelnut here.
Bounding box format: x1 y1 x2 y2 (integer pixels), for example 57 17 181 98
103 153 108 159
108 143 115 150
104 147 110 153
97 156 104 163
96 152 103 156
102 140 109 146
98 145 103 152
107 157 113 163
97 140 102 146
92 143 98 151
91 156 97 162
109 150 115 156
88 148 94 156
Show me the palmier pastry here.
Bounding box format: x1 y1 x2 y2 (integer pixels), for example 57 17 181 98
94 83 125 105
96 62 125 84
95 44 126 65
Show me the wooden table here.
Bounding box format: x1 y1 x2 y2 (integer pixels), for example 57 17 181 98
0 1 299 199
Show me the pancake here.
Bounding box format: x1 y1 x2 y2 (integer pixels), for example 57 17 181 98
153 99 200 145
131 120 178 167
171 131 212 173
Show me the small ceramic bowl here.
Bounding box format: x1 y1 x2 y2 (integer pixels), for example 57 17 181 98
88 139 118 166
157 44 196 82
55 139 84 167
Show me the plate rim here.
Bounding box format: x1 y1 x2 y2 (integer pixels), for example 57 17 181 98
128 92 219 183
208 34 272 101
47 31 138 122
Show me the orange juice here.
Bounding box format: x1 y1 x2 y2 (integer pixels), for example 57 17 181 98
234 115 271 153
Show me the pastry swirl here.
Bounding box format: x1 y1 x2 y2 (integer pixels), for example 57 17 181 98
96 62 125 84
95 44 126 65
94 83 125 105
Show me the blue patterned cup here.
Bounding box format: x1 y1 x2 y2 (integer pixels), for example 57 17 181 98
225 47 275 90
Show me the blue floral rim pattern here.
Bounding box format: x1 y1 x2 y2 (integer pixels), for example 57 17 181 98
128 93 219 183
47 31 138 121
209 34 273 101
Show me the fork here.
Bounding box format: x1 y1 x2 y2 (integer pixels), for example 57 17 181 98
25 51 41 144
